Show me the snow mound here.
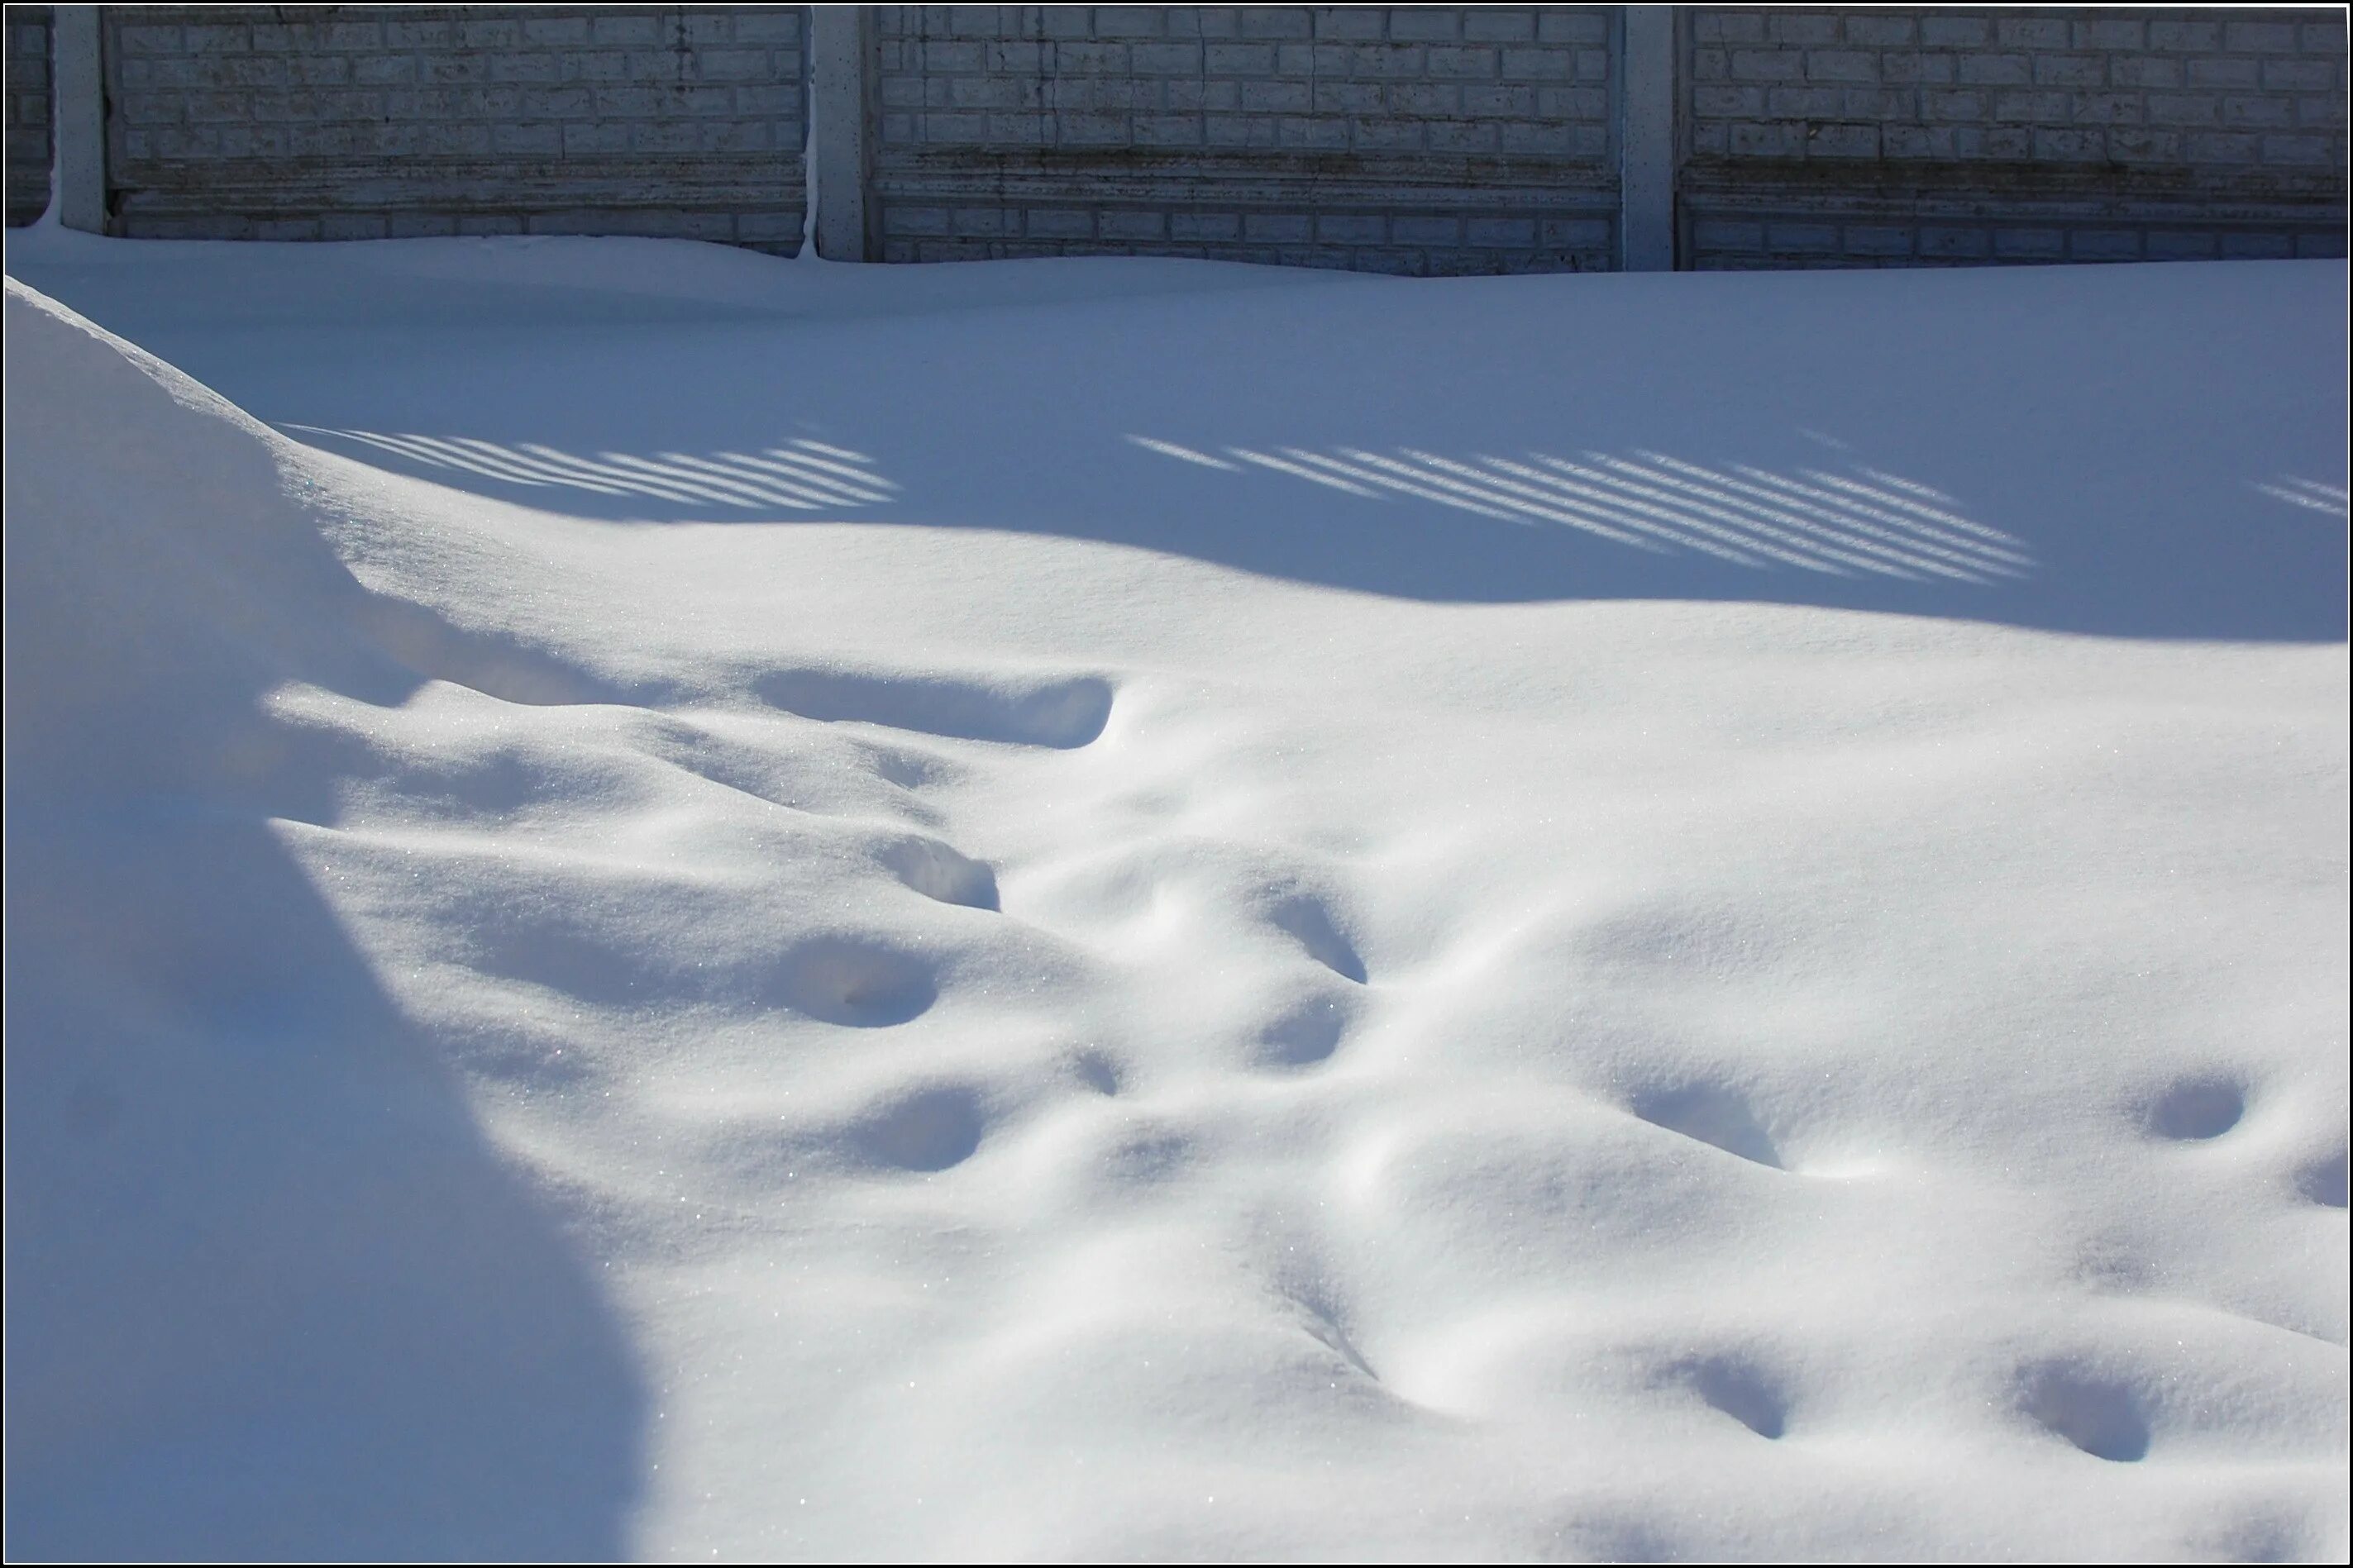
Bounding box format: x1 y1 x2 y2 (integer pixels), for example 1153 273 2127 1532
5 246 2347 1564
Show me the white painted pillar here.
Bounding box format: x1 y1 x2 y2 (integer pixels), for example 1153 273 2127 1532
53 5 104 232
810 5 874 261
1619 4 1677 271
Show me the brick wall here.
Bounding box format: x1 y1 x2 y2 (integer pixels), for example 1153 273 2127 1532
868 5 1620 274
100 5 807 250
1682 7 2349 267
4 3 50 226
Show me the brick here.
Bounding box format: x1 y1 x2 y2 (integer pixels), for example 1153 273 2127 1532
2186 56 2262 88
1844 14 1915 47
1317 212 1386 243
1994 90 2070 122
2146 231 2219 260
1243 212 1311 242
1918 17 1992 49
733 12 804 45
1389 82 1460 117
1426 45 1499 79
1993 228 2064 258
2032 54 2104 88
1692 47 1729 83
2260 132 2338 163
1205 42 1276 73
1467 217 1534 248
1238 7 1310 40
1768 222 1840 253
2070 229 2142 260
2220 231 2294 258
1391 214 1459 244
1806 50 1877 83
2071 91 2144 125
1390 9 1458 42
1426 120 1499 152
1958 54 2031 87
1463 10 1534 44
2303 21 2350 53
1133 114 1202 145
2224 21 2299 54
2147 21 2222 53
1767 14 1840 46
2147 93 2222 126
1768 86 1843 117
1170 211 1240 241
1924 90 1987 122
1357 43 1429 76
2222 94 2296 128
1880 54 1956 86
1807 122 1878 157
1313 8 1387 41
1534 10 1606 45
1921 226 1991 257
2262 58 2338 91
1841 88 1912 119
1352 117 1422 150
1694 85 1768 117
1094 7 1167 38
2300 93 2346 128
2294 232 2348 258
1695 219 1764 253
2184 130 2260 161
1460 83 1536 116
1130 42 1204 74
1204 113 1275 146
2033 126 2106 160
2105 127 2181 161
1730 50 1806 83
1843 225 1913 255
2074 18 2146 51
1996 17 2069 50
2108 56 2182 89
1729 121 1802 156
1239 78 1310 112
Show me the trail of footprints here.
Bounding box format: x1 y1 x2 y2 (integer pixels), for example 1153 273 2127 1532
305 642 2345 1544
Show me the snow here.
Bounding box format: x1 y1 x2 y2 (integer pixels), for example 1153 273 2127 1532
3 228 2346 1562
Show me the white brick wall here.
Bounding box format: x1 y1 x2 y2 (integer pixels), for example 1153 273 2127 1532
100 5 809 250
1682 6 2348 267
866 5 1621 275
4 3 50 226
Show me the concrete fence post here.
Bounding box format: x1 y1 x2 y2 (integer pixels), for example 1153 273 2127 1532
811 4 874 261
53 3 101 233
1618 4 1677 271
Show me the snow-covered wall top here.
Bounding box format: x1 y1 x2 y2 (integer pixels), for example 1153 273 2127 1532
96 5 807 251
866 4 1622 274
1682 6 2350 267
3 3 50 226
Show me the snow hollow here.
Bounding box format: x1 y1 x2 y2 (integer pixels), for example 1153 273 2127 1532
2 230 2346 1562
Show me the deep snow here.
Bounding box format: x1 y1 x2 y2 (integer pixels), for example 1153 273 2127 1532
2 230 2346 1563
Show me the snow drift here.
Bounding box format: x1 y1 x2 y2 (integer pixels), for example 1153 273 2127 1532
3 237 2346 1563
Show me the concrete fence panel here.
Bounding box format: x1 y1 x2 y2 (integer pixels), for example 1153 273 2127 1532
864 4 1624 274
96 4 808 250
4 3 53 226
1680 6 2349 268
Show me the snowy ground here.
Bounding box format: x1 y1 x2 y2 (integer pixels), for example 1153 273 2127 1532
3 227 2346 1563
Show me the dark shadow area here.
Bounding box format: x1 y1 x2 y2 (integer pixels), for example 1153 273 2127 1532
3 288 646 1560
7 238 2345 644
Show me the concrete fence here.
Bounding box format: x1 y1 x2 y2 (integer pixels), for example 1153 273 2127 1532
5 5 2346 271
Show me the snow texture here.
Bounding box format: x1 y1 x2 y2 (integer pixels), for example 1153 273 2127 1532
3 229 2346 1562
